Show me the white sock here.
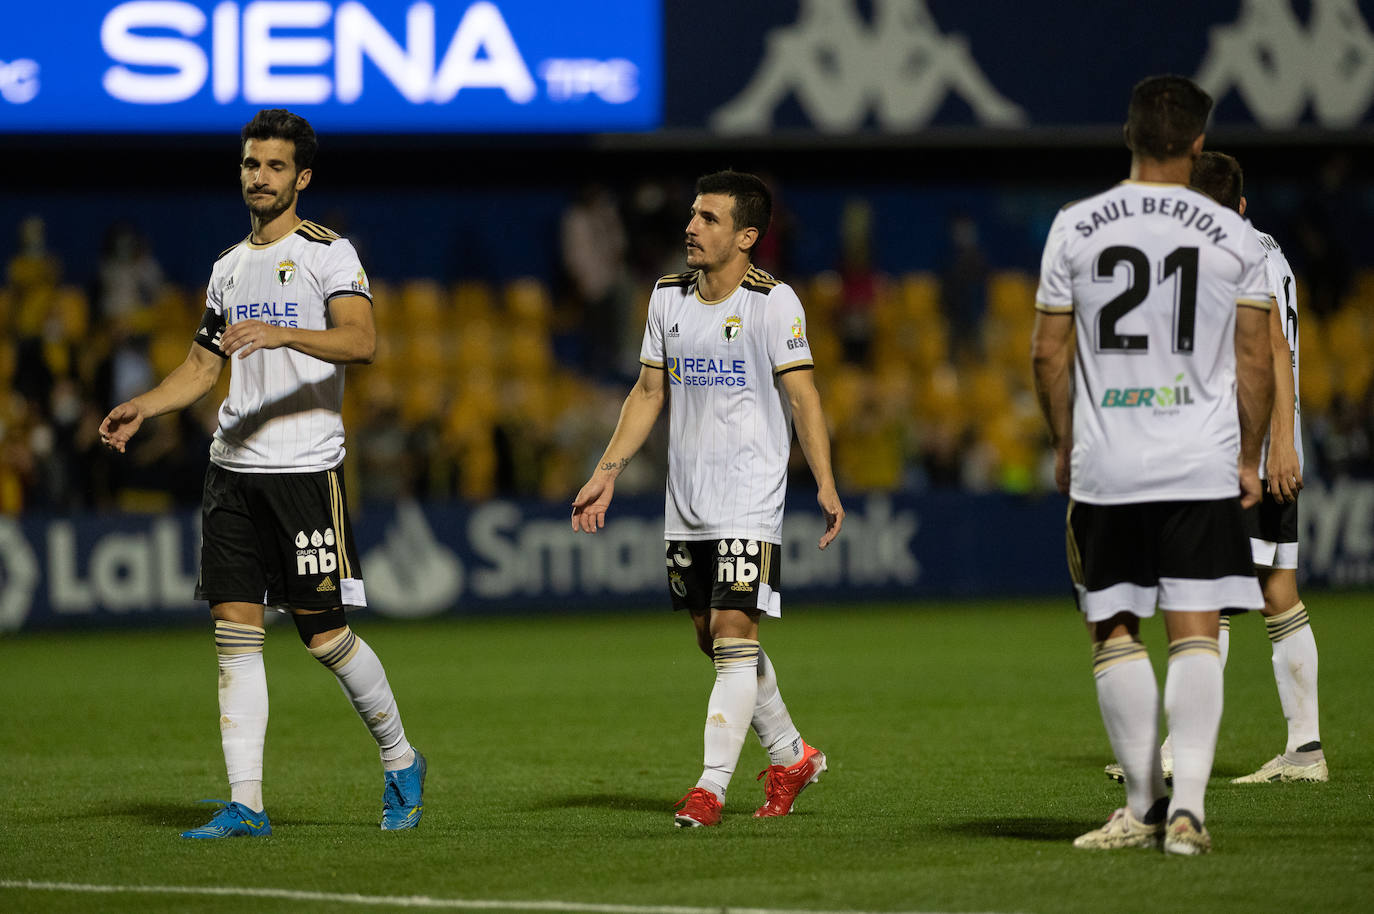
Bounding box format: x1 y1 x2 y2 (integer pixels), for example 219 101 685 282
1164 638 1223 823
1266 603 1321 755
699 638 760 801
215 620 268 812
1092 636 1167 822
309 627 413 770
753 649 804 767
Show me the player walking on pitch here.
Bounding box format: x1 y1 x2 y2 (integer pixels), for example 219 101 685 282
1031 76 1274 855
100 109 424 837
572 170 844 827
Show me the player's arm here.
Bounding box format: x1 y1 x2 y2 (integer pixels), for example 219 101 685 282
571 364 666 533
220 293 376 364
1030 310 1075 495
1264 296 1301 503
781 367 844 549
100 343 224 454
1236 304 1276 509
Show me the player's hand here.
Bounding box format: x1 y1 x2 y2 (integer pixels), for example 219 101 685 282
1265 443 1303 504
220 319 286 359
1239 463 1263 510
1053 444 1071 495
817 487 844 550
571 475 614 533
99 401 144 453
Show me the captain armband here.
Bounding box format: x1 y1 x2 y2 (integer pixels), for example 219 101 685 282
194 308 229 358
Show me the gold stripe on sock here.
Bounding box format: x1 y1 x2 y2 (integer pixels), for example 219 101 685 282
712 637 760 668
1265 601 1309 643
214 620 265 655
1218 615 1231 634
1168 636 1220 660
1091 635 1147 675
309 626 360 671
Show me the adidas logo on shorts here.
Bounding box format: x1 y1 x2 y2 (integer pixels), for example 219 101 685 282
317 576 337 593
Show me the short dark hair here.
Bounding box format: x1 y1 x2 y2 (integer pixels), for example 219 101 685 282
695 170 772 245
1191 151 1244 212
1125 75 1212 161
241 109 317 171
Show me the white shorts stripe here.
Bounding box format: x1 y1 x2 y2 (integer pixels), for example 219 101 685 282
1251 538 1299 570
1077 574 1262 621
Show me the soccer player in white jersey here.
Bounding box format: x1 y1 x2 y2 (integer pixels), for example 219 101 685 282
1184 153 1326 783
1103 153 1328 788
100 109 424 838
571 170 844 828
1031 76 1275 855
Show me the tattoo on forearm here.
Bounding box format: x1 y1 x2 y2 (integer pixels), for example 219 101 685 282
601 457 632 473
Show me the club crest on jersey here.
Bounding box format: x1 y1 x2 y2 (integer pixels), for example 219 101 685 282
276 260 296 286
722 315 743 341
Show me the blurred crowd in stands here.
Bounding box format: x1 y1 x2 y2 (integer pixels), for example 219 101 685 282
3 168 1373 515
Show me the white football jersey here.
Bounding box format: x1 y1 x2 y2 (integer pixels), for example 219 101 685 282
1254 226 1304 478
1036 182 1272 504
639 266 814 543
201 220 372 473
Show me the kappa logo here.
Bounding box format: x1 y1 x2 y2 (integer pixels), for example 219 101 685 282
1196 0 1374 129
712 0 1026 134
722 315 743 341
276 260 296 286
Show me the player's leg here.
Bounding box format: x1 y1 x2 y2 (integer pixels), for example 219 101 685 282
200 602 271 829
183 465 272 838
1160 608 1222 847
1068 502 1168 850
696 606 761 802
1156 497 1261 854
292 608 424 827
1154 611 1231 781
1234 493 1325 783
667 541 727 826
270 467 423 828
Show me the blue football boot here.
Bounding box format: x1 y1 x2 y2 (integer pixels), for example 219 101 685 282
381 751 426 830
180 800 272 839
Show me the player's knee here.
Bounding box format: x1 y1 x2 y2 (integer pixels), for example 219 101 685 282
292 607 347 647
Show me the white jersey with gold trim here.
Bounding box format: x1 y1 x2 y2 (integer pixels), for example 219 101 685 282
1036 181 1272 504
203 220 372 473
639 266 814 543
1255 226 1304 478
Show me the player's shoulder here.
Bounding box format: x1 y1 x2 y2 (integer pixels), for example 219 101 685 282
294 219 343 247
1055 183 1123 216
214 235 250 263
741 265 782 294
655 269 699 290
1250 224 1283 254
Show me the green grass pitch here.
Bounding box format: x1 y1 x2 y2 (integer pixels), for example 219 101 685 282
2 594 1371 914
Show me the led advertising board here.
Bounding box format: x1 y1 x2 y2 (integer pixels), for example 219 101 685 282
0 1 661 132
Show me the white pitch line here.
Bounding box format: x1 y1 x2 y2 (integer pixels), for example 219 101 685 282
0 880 1010 914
